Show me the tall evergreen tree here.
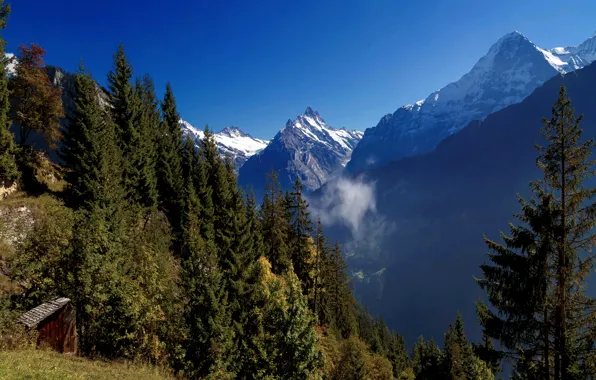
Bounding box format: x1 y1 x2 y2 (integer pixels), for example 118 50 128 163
0 1 18 185
107 44 135 147
260 168 291 274
107 45 144 205
477 86 596 379
442 314 477 380
181 158 234 378
387 332 411 379
131 74 159 209
62 63 117 210
62 80 133 357
313 216 325 320
156 82 184 235
288 177 315 295
412 336 442 380
329 241 357 338
62 63 124 212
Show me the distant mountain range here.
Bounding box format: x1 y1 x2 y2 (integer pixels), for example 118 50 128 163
238 106 363 199
179 121 269 171
346 31 596 174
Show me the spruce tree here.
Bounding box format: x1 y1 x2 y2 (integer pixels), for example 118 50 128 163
107 45 142 204
62 63 117 210
181 157 234 378
329 241 357 338
0 1 18 185
63 86 132 357
387 332 411 379
477 86 596 379
412 336 442 380
131 75 159 209
287 177 315 296
260 168 291 273
108 45 135 146
157 82 184 235
442 314 477 380
313 216 326 320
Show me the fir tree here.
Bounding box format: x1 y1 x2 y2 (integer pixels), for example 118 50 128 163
442 314 476 380
61 63 119 210
260 168 291 273
0 1 18 185
412 336 442 380
107 44 135 146
387 332 411 379
130 74 159 209
181 163 234 378
107 45 143 204
329 241 357 338
477 86 596 379
313 216 325 320
156 82 184 236
287 177 315 296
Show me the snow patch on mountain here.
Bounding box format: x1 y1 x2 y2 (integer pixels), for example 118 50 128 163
180 120 269 170
238 106 363 195
547 33 596 72
346 30 596 174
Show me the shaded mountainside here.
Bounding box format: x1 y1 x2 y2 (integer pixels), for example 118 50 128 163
313 61 596 345
239 106 363 199
346 31 596 174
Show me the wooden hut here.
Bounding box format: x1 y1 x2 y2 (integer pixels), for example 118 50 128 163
18 297 77 354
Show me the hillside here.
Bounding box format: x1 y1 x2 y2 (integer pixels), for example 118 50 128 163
0 349 172 380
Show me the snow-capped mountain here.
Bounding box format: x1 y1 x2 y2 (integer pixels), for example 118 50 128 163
346 31 596 173
180 120 269 170
238 106 363 197
545 32 596 73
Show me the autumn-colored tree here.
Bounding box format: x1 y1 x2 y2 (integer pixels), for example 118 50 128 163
0 1 18 185
9 43 64 150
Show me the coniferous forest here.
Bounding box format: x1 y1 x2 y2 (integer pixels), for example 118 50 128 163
2 2 596 379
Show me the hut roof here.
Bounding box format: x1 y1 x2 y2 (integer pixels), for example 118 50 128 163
18 297 71 328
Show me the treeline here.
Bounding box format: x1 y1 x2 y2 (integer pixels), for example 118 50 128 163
0 2 498 379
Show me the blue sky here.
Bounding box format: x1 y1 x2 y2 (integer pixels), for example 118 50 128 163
6 0 596 139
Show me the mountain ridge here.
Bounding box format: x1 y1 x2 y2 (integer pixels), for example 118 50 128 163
238 106 363 198
345 30 596 174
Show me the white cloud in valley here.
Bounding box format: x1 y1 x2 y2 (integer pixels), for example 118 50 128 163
310 175 384 240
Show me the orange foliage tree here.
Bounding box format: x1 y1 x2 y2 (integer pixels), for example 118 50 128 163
9 43 64 150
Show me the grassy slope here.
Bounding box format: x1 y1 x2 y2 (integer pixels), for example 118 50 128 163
0 349 173 380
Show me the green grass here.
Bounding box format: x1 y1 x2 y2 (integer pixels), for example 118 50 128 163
0 349 174 380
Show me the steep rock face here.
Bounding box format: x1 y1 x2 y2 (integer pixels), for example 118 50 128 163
9 66 110 162
346 31 596 173
238 106 363 198
180 121 269 171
